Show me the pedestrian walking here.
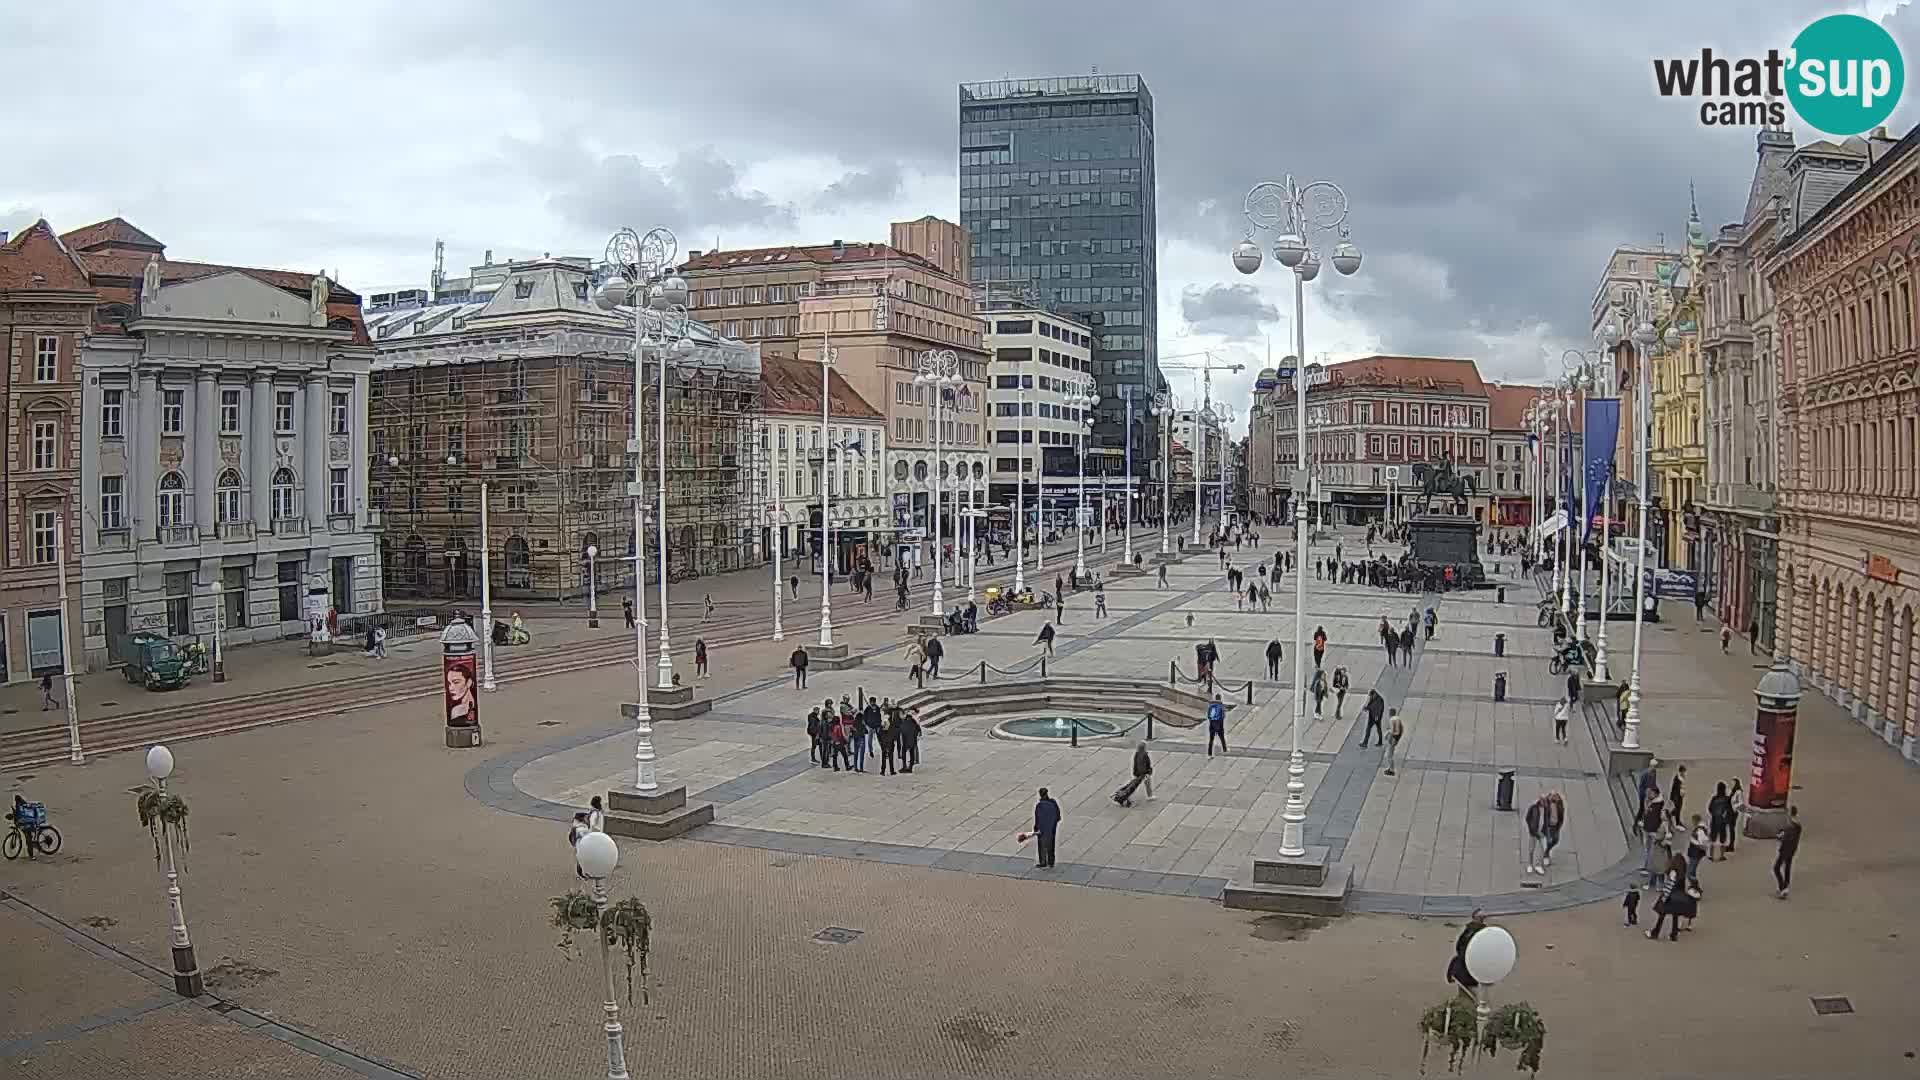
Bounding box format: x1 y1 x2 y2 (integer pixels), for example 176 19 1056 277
924 634 944 678
1524 793 1548 875
1095 589 1109 618
789 574 801 598
1265 638 1283 679
693 637 708 679
1685 814 1709 885
1725 779 1743 853
1668 764 1687 826
1157 563 1169 589
790 646 809 689
1647 854 1695 941
1331 666 1350 718
1636 758 1661 817
1055 593 1065 623
900 707 922 771
39 673 56 712
904 639 926 687
1131 741 1154 801
1707 783 1734 860
1206 694 1228 756
1623 881 1642 926
568 813 591 877
1310 667 1328 719
1566 668 1582 708
1719 624 1731 653
1312 625 1327 669
877 703 898 775
1423 606 1438 641
1384 708 1404 775
1637 790 1668 876
1259 583 1271 611
849 704 869 773
1030 787 1061 868
1773 805 1801 898
806 707 824 765
1747 619 1760 655
1360 689 1386 747
1400 625 1415 657
1553 701 1570 744
623 597 635 629
588 795 605 834
1543 791 1566 866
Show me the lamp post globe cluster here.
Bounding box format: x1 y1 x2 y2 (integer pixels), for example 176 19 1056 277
1071 375 1099 578
1151 390 1173 555
593 224 691 793
1595 291 1661 753
915 349 962 617
1231 174 1360 859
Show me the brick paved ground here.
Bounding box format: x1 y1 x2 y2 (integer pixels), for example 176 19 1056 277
4 525 1917 1079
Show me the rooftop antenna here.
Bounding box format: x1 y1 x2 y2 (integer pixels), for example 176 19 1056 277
430 239 445 302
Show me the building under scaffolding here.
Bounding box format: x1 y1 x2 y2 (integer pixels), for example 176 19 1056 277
363 253 763 602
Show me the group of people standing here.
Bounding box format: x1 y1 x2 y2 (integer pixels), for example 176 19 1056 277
806 694 922 776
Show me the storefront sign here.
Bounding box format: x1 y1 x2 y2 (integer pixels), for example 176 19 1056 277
1866 553 1900 585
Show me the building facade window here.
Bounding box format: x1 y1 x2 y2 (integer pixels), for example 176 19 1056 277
275 390 296 433
215 469 243 522
34 335 58 382
157 472 187 527
99 476 125 530
165 571 192 636
271 468 297 520
161 389 184 434
100 389 124 437
30 510 57 564
220 388 242 433
31 419 57 469
330 468 350 515
331 392 351 434
278 560 302 621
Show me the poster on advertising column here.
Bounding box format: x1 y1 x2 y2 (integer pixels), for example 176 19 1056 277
1750 707 1796 811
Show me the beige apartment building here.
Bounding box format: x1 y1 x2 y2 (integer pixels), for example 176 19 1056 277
0 222 93 684
683 220 990 544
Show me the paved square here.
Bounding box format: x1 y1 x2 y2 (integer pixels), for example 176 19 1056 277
499 531 1644 912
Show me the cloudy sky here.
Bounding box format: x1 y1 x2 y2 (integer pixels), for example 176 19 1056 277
6 1 1916 433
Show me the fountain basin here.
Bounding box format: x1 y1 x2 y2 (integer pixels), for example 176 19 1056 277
992 715 1128 743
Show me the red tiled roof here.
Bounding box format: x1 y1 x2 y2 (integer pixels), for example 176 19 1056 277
74 231 369 346
0 220 93 292
682 242 938 275
760 353 883 420
59 216 165 255
1489 381 1581 432
1321 355 1488 395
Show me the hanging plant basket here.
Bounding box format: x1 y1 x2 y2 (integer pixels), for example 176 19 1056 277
1417 995 1548 1077
603 898 653 1006
133 785 190 869
550 891 600 950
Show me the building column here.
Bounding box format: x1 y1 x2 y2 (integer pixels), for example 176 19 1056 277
303 373 327 529
350 373 369 529
251 371 274 525
1869 599 1889 720
137 368 161 538
193 372 217 535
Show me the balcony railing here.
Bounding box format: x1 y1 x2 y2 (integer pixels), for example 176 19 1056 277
217 520 255 541
96 527 130 553
272 517 309 538
160 524 198 546
327 513 355 532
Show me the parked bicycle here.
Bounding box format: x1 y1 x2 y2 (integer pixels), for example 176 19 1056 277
4 796 62 860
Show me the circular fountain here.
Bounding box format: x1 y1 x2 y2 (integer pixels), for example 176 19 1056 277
991 715 1127 743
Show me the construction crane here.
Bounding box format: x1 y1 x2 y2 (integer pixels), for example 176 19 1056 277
1159 350 1246 544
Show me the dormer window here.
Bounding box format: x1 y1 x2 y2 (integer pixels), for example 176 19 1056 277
514 279 535 299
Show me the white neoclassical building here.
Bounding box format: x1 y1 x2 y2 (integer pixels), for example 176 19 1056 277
69 222 380 669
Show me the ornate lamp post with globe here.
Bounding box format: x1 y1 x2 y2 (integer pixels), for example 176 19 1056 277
1153 391 1173 555
594 225 691 791
1072 376 1098 579
1232 174 1362 858
915 349 962 617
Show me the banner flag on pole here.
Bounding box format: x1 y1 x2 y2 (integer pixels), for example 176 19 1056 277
1582 398 1621 544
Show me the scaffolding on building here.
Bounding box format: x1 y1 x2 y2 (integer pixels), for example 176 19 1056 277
367 303 764 603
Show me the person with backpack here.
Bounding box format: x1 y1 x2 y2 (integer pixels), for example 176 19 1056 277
1310 667 1329 719
806 707 825 765
1524 793 1549 875
1360 689 1386 747
1380 617 1397 666
829 706 853 772
693 637 708 680
923 635 944 678
1206 694 1228 756
1312 626 1328 669
1265 639 1283 679
1331 666 1350 718
790 646 809 689
1035 623 1056 658
1707 782 1734 861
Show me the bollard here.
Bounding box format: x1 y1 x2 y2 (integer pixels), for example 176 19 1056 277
1497 585 1506 604
1146 713 1155 740
979 660 987 684
1495 768 1516 811
1070 720 1079 748
1494 632 1506 657
1041 656 1048 678
1493 671 1507 702
1245 680 1254 705
1169 659 1178 685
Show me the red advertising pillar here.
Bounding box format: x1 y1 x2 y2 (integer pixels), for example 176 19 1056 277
1744 656 1801 839
441 619 482 748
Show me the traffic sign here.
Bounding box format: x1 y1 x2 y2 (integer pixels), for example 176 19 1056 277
1278 366 1297 381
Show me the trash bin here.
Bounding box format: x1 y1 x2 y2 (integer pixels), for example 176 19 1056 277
1493 671 1508 702
1494 633 1506 657
1495 769 1516 811
1497 585 1506 604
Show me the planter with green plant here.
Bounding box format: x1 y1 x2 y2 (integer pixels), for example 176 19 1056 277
1418 994 1547 1076
134 784 190 868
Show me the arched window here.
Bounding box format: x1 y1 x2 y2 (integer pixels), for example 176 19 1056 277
504 535 531 589
215 469 244 523
157 471 187 527
271 467 297 520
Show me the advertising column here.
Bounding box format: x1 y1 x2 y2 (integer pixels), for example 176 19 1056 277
1744 656 1801 839
441 619 482 748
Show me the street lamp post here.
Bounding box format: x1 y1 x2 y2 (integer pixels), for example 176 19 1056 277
585 545 599 628
1073 376 1097 579
1619 310 1660 751
573 831 630 1080
1234 173 1363 859
143 744 204 998
1215 402 1235 534
54 516 81 762
209 579 226 683
1122 388 1136 565
1561 354 1591 637
816 339 837 648
1014 372 1028 594
766 444 784 641
596 225 689 790
916 349 960 617
479 482 497 691
1153 391 1172 555
1192 399 1209 549
1558 385 1575 617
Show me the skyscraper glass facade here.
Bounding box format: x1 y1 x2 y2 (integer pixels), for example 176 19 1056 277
958 75 1159 465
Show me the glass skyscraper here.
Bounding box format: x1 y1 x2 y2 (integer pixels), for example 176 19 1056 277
958 75 1160 467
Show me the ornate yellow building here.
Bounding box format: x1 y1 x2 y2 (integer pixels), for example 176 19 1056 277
1650 195 1711 570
